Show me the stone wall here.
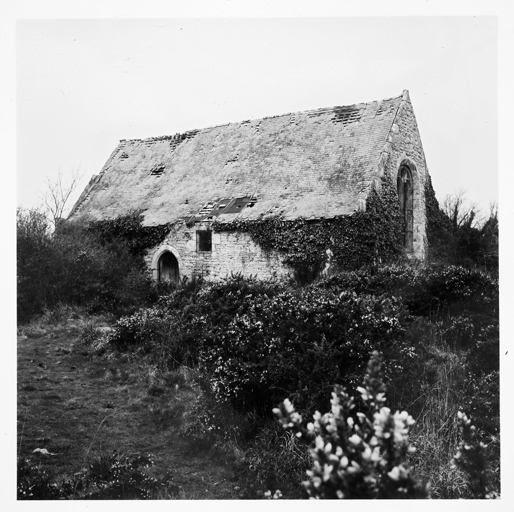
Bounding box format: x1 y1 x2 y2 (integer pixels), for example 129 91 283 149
145 221 292 282
376 91 429 259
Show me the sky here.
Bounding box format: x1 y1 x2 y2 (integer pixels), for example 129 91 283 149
15 15 499 218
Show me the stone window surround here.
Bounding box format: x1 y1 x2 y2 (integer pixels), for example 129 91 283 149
394 155 423 257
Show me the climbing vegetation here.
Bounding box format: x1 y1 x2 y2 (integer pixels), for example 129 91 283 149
214 178 404 281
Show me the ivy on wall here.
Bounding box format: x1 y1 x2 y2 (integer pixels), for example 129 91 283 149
86 211 171 261
423 176 453 262
213 178 404 278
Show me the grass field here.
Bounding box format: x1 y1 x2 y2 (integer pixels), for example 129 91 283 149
17 319 245 499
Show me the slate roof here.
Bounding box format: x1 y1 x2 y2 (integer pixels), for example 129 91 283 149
70 92 405 226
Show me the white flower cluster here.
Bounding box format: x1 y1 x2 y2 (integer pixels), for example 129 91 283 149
273 352 427 499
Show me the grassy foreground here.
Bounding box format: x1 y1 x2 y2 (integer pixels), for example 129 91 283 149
17 315 246 499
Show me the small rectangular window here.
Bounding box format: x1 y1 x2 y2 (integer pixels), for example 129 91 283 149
197 230 212 252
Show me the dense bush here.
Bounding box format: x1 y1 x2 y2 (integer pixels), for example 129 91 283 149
453 412 500 499
201 289 409 416
17 208 58 321
107 274 285 369
18 457 71 500
108 276 413 420
17 209 164 322
106 263 498 429
316 264 498 320
18 452 172 500
425 183 499 270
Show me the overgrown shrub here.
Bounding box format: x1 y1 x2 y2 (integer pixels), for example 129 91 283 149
200 288 409 416
273 352 429 499
80 452 163 499
17 458 71 500
18 452 172 500
107 274 285 369
452 412 500 499
242 420 311 498
17 207 56 321
17 209 166 322
106 264 498 431
316 263 498 322
424 182 498 271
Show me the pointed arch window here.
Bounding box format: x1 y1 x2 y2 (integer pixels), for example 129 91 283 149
397 165 414 252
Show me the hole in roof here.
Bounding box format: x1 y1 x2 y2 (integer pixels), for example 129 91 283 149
150 165 165 177
187 197 258 223
332 106 362 126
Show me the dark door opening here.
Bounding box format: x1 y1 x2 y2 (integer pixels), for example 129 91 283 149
158 251 179 283
397 166 413 251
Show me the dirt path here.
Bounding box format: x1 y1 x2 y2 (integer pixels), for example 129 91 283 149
17 325 243 499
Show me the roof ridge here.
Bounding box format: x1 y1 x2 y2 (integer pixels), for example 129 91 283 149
119 92 404 144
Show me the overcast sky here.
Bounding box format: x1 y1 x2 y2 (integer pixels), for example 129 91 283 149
16 16 498 217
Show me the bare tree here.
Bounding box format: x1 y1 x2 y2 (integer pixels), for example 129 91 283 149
41 169 83 229
442 190 483 230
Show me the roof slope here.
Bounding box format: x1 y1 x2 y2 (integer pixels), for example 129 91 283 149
70 93 403 226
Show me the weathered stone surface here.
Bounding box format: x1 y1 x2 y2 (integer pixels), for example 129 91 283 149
146 223 291 281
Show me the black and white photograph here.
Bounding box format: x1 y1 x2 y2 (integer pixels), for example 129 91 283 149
7 0 508 504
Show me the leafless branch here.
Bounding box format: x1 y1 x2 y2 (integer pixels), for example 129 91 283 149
42 169 83 228
442 190 483 230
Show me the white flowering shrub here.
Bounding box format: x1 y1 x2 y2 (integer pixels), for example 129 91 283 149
452 411 499 499
273 351 428 499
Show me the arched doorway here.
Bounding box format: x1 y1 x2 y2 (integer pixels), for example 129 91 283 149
158 251 179 283
397 165 413 252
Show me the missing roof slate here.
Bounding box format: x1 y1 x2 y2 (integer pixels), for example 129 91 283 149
168 129 200 151
222 196 253 213
185 196 258 223
209 198 234 216
197 200 216 216
150 164 165 177
226 154 239 164
375 100 397 117
332 106 362 126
